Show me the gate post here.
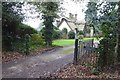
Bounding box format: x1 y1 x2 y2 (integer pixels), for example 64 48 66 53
74 28 78 65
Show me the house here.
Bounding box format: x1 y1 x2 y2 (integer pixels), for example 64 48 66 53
57 13 93 37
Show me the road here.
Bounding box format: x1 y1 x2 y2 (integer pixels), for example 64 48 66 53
2 45 74 78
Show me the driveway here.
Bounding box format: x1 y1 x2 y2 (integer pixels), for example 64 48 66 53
2 45 74 78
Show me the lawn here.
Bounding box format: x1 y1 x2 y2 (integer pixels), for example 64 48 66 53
53 37 103 46
82 37 103 41
53 39 75 46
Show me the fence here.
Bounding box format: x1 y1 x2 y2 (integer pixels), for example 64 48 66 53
77 39 95 59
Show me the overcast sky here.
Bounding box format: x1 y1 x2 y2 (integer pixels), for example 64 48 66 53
61 0 87 20
22 0 87 29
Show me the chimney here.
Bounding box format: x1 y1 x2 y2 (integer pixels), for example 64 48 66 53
56 20 60 26
69 13 73 20
74 14 77 22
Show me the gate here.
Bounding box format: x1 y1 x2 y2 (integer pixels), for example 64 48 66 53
77 39 95 59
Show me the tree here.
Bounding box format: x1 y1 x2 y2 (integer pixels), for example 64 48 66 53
85 1 120 71
2 2 37 51
52 26 62 39
116 1 120 61
35 2 59 46
2 2 24 51
68 30 75 39
85 2 98 37
96 2 119 69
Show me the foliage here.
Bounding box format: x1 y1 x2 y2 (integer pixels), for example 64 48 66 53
37 2 59 46
85 1 120 71
17 23 37 38
2 2 24 51
97 37 115 70
95 2 120 71
62 28 68 34
116 2 120 61
62 28 68 39
29 34 45 49
53 27 62 39
78 30 84 35
85 2 98 37
41 26 62 40
68 30 75 39
11 33 44 54
2 2 38 52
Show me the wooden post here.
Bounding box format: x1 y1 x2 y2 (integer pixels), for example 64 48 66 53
74 28 78 65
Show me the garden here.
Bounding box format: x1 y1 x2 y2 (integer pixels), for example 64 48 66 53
1 1 120 79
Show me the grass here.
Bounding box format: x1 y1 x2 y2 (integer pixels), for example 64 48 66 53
53 37 103 46
82 37 103 41
53 39 75 46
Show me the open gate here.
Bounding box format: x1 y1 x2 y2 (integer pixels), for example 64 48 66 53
73 28 97 64
73 37 95 64
78 39 95 59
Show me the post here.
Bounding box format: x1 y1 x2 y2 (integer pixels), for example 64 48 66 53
74 28 78 65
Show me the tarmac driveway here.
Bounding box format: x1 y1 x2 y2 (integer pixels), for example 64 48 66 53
2 45 74 78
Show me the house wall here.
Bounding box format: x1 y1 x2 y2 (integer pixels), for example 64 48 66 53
77 24 85 31
59 20 71 32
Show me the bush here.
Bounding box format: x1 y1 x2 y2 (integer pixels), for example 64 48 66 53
30 34 44 46
11 34 45 55
2 23 37 52
12 39 27 53
61 28 68 39
53 30 62 39
97 37 116 70
68 31 75 39
78 35 84 40
79 30 84 35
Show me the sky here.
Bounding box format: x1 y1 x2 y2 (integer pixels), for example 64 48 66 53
22 0 88 29
61 0 87 20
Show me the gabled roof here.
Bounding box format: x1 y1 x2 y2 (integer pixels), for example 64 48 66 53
57 18 67 28
58 18 85 31
67 21 77 30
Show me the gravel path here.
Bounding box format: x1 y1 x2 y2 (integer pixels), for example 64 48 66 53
2 45 74 78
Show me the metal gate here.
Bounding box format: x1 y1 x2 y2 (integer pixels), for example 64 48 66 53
77 39 95 59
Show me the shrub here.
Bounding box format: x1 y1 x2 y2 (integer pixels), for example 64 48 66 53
62 28 68 34
97 37 115 70
68 31 75 39
11 34 45 54
29 34 45 49
78 35 84 40
2 23 37 52
62 28 68 39
53 30 62 39
12 39 27 53
79 30 84 35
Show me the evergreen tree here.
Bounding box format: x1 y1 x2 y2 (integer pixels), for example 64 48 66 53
2 2 37 51
97 2 119 69
2 2 24 51
85 2 98 37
